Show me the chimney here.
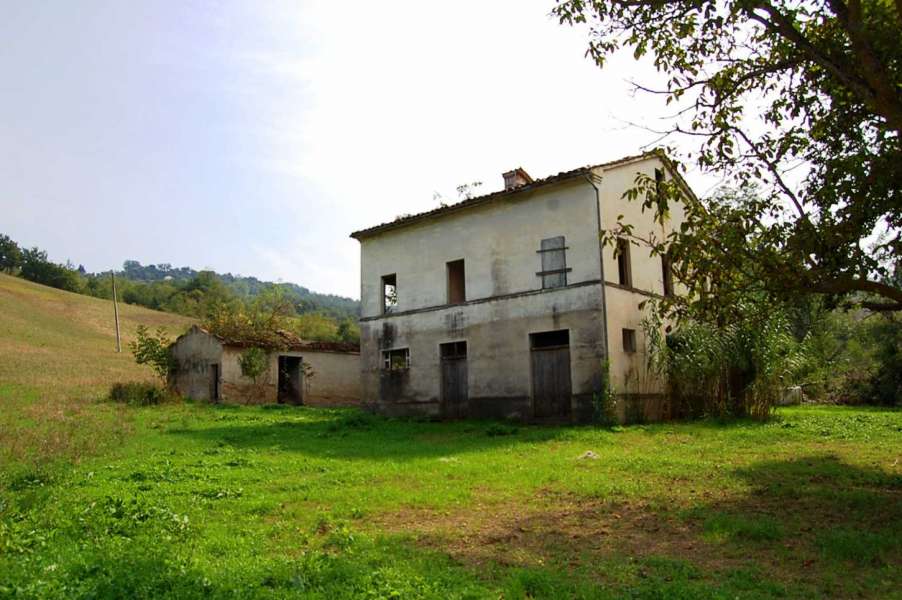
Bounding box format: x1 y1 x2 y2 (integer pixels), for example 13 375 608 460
502 167 533 191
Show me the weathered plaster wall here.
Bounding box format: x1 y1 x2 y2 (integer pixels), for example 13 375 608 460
358 182 607 420
220 347 360 406
360 282 606 420
169 327 223 401
302 351 361 405
359 179 602 318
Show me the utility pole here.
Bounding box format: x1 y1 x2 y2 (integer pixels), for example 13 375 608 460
111 271 121 353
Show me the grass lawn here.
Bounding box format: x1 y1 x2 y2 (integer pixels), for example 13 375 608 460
1 275 901 598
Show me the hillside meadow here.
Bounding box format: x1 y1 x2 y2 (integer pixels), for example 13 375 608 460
1 274 900 598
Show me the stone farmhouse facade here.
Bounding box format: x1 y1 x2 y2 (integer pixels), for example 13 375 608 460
169 325 360 406
350 151 690 423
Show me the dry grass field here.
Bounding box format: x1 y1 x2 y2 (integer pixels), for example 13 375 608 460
0 273 194 467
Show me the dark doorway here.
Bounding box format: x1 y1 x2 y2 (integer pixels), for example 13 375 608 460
209 363 220 402
440 341 468 419
530 330 572 419
277 356 303 405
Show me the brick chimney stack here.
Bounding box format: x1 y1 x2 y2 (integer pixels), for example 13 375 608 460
502 167 533 191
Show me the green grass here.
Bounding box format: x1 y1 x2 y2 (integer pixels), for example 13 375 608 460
1 276 901 598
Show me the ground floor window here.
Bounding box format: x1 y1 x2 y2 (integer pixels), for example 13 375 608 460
382 348 410 370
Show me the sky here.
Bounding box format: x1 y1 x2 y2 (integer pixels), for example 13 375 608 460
0 1 716 299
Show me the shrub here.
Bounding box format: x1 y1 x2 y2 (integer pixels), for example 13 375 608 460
644 301 806 420
128 325 174 382
109 382 175 406
592 359 618 426
238 347 269 384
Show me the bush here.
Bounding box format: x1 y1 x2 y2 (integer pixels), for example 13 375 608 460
238 347 269 384
109 383 175 406
644 301 806 420
592 359 618 426
128 325 174 382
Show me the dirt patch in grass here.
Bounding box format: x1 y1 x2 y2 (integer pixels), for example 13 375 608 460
372 463 901 595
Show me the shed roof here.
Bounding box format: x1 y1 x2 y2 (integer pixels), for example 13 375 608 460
174 325 359 354
349 150 671 240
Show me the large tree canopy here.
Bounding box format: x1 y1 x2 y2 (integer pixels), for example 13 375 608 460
555 0 902 312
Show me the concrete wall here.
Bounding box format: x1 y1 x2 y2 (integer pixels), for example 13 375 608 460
220 347 360 406
169 326 224 401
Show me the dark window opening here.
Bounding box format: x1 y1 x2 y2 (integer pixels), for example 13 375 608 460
537 236 570 289
655 168 665 193
530 329 570 349
447 260 466 304
440 340 467 359
616 238 632 287
382 274 397 314
382 348 410 370
622 328 637 353
662 251 674 297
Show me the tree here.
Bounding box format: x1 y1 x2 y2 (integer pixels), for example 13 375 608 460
238 347 270 384
19 247 84 293
0 234 23 273
554 0 902 312
129 325 174 382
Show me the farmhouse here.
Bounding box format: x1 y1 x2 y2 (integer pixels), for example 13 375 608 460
169 325 360 406
350 151 690 423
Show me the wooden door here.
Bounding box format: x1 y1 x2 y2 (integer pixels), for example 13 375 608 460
531 346 572 418
440 341 468 419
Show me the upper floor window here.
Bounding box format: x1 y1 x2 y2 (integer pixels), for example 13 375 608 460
447 259 466 304
537 236 570 289
382 274 397 314
616 238 632 287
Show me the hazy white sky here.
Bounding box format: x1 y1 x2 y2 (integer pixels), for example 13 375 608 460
1 1 714 299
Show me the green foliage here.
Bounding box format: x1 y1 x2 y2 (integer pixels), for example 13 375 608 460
555 1 902 312
18 246 84 293
0 234 22 273
857 314 902 406
592 359 618 426
128 325 174 382
203 287 295 348
644 299 806 419
238 347 269 384
108 382 174 406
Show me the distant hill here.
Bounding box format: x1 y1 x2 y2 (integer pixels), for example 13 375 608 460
116 260 360 320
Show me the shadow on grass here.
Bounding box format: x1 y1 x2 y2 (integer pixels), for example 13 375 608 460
166 407 563 461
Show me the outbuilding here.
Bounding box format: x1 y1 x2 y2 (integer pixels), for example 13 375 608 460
169 325 360 406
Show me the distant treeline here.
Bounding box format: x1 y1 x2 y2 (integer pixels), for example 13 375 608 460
0 233 361 343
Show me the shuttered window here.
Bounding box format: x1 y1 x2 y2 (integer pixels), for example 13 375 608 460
537 236 570 289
